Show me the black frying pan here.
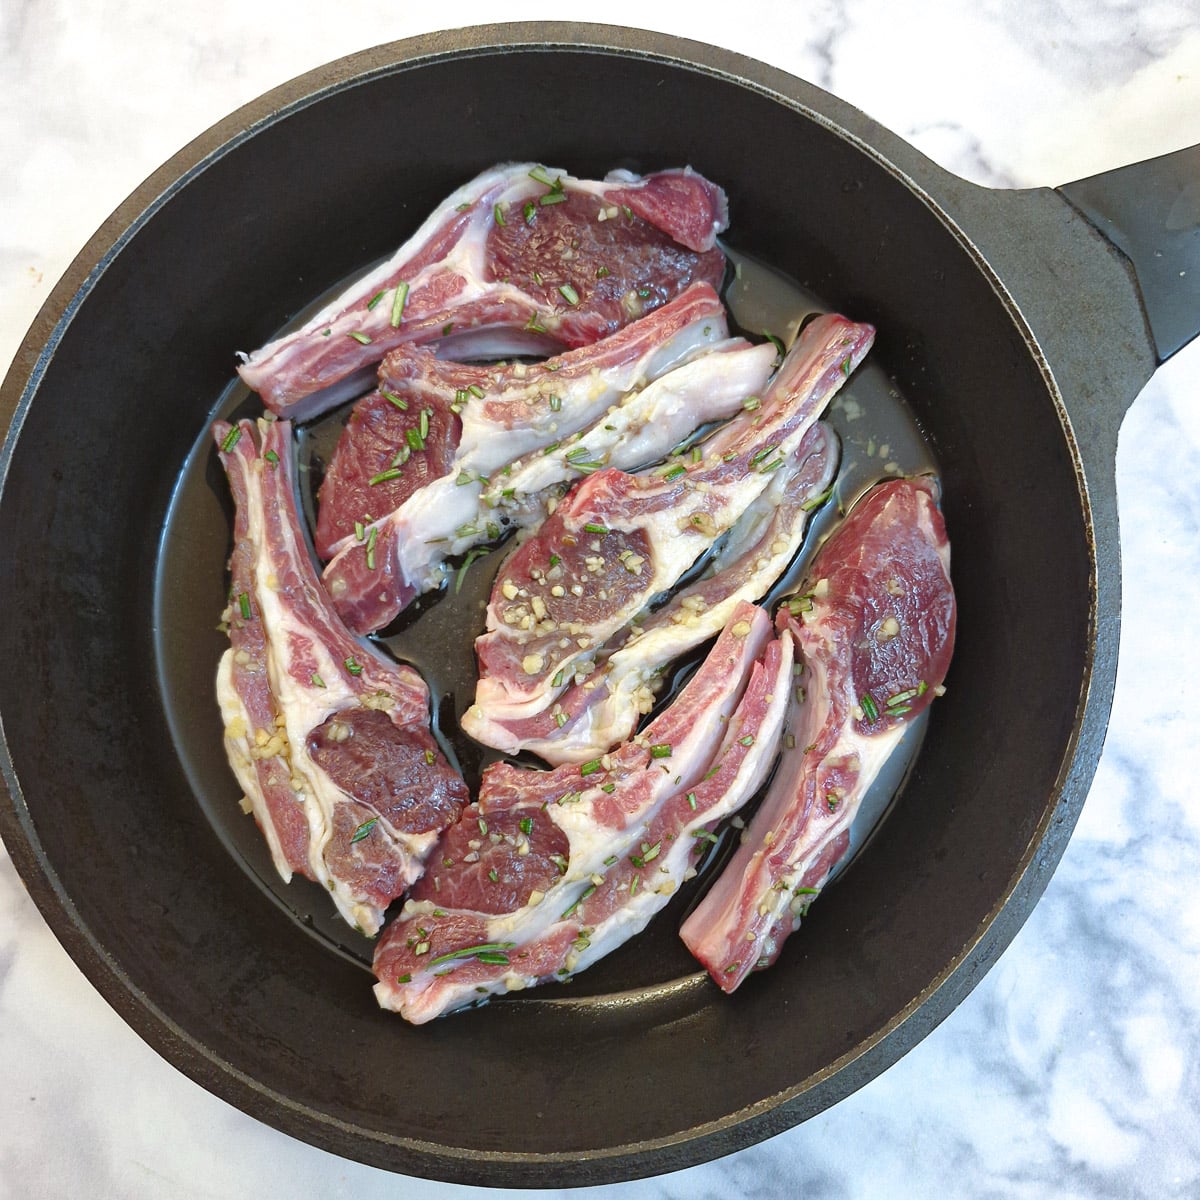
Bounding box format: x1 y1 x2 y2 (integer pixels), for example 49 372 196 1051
1 24 1196 1188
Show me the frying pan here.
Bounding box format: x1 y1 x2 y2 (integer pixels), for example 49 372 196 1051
1 22 1196 1187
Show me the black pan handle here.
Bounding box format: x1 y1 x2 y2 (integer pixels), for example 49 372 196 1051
1058 145 1200 364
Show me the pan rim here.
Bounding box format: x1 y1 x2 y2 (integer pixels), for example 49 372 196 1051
0 22 1102 1186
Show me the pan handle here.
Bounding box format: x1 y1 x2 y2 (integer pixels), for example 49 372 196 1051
1058 144 1200 364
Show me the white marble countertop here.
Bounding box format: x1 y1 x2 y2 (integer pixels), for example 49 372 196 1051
3 2 1199 1197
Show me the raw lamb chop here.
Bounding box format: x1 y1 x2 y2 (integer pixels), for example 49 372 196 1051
237 163 729 419
461 312 875 749
680 477 956 991
476 336 778 508
315 279 727 561
488 421 839 763
319 284 770 633
213 418 467 936
372 602 792 1023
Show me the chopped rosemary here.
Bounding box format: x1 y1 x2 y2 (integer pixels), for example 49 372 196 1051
220 425 241 452
348 330 372 345
493 202 506 225
427 942 516 968
800 485 834 512
263 449 279 466
311 673 326 688
582 522 609 534
558 283 580 305
382 390 408 410
579 759 602 776
368 467 404 486
519 817 534 836
366 289 387 310
344 656 363 676
561 883 596 919
454 547 490 595
860 693 880 722
365 526 378 570
350 817 378 844
649 743 672 759
238 592 251 620
406 427 426 452
388 282 409 327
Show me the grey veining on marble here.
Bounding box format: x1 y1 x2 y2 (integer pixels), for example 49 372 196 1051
3 2 1200 1198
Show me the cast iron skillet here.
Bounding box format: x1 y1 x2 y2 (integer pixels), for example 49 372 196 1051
0 23 1196 1188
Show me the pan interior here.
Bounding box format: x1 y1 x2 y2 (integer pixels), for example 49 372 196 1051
0 42 1090 1182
